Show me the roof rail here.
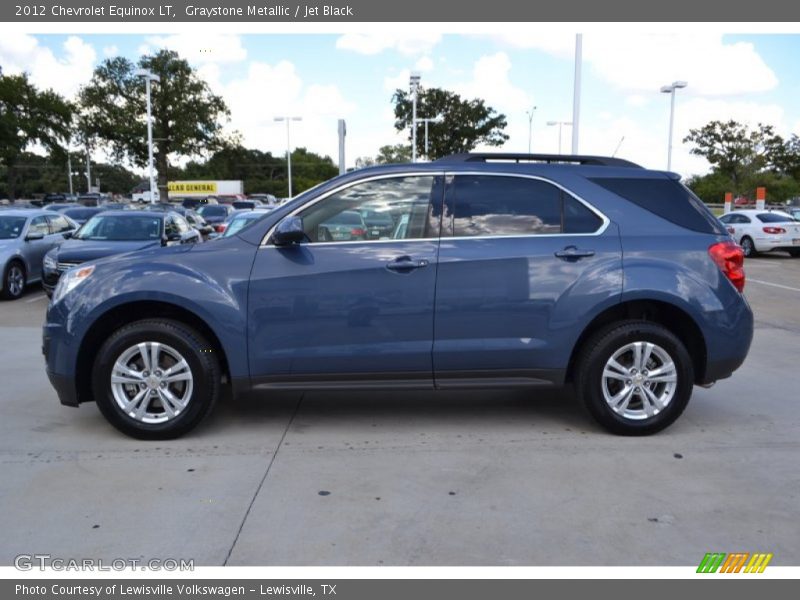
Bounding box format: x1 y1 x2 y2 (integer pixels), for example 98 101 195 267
434 153 642 168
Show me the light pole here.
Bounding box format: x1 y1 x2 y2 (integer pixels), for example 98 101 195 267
418 116 441 160
135 68 160 203
275 116 302 198
66 151 73 196
571 33 582 154
547 120 573 154
660 80 687 171
526 106 537 153
409 72 421 162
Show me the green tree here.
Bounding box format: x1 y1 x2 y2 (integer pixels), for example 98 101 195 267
683 120 784 193
0 70 72 199
772 134 800 181
78 49 230 198
391 87 508 159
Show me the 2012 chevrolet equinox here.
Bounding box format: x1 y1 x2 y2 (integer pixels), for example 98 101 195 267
43 154 753 439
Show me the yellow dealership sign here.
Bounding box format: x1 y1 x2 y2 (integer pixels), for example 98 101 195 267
168 181 217 194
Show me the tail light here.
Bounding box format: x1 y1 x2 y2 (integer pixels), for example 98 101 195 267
708 241 745 292
762 226 786 234
350 228 366 237
215 223 227 233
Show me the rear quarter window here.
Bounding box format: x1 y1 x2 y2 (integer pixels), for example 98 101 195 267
590 177 725 234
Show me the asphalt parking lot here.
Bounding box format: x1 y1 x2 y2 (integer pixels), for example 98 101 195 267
1 254 798 567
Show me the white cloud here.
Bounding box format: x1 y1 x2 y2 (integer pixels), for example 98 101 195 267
203 60 357 162
384 68 411 92
415 56 434 72
143 33 247 64
487 33 778 96
102 45 119 58
0 33 96 99
625 94 649 108
455 52 532 115
336 33 441 56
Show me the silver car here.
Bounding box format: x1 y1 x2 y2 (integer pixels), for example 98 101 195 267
0 209 78 300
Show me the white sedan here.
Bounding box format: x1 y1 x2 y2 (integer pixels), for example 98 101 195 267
719 209 800 258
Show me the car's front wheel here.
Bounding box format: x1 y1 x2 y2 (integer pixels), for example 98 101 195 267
92 319 220 439
2 260 26 300
574 320 694 435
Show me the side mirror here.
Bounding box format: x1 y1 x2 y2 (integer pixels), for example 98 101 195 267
26 231 45 241
62 231 73 239
272 215 306 246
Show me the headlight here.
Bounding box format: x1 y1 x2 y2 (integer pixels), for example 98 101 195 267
43 253 57 270
52 265 94 304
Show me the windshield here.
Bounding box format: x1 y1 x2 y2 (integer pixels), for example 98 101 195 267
75 215 162 241
197 205 228 217
0 216 27 240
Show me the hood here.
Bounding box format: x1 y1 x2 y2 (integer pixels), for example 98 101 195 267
54 238 161 263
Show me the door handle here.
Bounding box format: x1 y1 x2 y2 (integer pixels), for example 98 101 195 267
386 256 429 272
555 246 595 260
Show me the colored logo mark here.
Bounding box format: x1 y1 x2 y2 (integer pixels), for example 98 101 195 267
697 552 773 573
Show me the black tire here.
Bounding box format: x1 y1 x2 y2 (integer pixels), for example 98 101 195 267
740 236 756 258
92 319 221 439
788 249 800 258
574 320 694 436
1 260 26 300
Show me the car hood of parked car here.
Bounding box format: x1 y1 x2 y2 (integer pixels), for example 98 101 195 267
53 238 162 262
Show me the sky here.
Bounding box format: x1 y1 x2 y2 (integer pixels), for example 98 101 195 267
1 31 799 177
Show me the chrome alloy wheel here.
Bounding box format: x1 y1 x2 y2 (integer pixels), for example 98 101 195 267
7 264 24 297
110 342 193 424
601 341 678 421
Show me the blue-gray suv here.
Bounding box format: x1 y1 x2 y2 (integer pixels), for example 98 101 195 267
43 154 753 439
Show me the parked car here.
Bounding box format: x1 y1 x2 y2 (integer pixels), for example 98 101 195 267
232 199 264 210
360 209 396 239
42 210 201 297
319 209 368 241
61 206 106 226
220 208 272 238
0 209 77 299
146 204 214 239
718 209 800 257
42 193 68 205
46 204 77 212
180 197 217 210
43 153 753 439
247 193 279 207
786 207 800 221
196 204 236 233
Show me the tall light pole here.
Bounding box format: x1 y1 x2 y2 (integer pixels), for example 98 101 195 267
275 116 302 198
526 106 537 153
66 150 73 196
418 116 441 160
547 120 573 154
409 72 421 162
571 34 582 154
135 68 160 203
660 80 687 171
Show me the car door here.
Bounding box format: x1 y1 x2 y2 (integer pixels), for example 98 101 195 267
433 173 622 387
247 173 444 385
22 215 53 281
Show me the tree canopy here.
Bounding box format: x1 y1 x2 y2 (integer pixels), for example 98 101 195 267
392 87 508 160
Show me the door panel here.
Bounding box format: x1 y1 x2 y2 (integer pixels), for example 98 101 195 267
433 174 622 385
247 174 444 382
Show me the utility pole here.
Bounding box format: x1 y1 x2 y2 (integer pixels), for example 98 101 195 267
67 152 73 195
571 34 582 154
338 119 346 175
410 72 421 162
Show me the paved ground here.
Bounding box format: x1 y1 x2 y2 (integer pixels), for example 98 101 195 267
0 253 798 566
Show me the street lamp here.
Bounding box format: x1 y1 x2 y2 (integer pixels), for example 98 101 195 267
135 68 160 203
274 116 302 198
409 72 421 163
547 120 573 154
526 106 537 153
660 80 688 171
418 116 442 160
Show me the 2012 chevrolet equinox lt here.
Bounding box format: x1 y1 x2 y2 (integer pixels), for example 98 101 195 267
43 154 753 439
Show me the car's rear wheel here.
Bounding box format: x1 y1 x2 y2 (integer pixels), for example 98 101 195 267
788 248 800 258
740 236 756 257
574 320 694 435
92 319 220 439
2 260 25 300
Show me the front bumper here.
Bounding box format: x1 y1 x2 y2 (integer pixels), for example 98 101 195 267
46 369 80 407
